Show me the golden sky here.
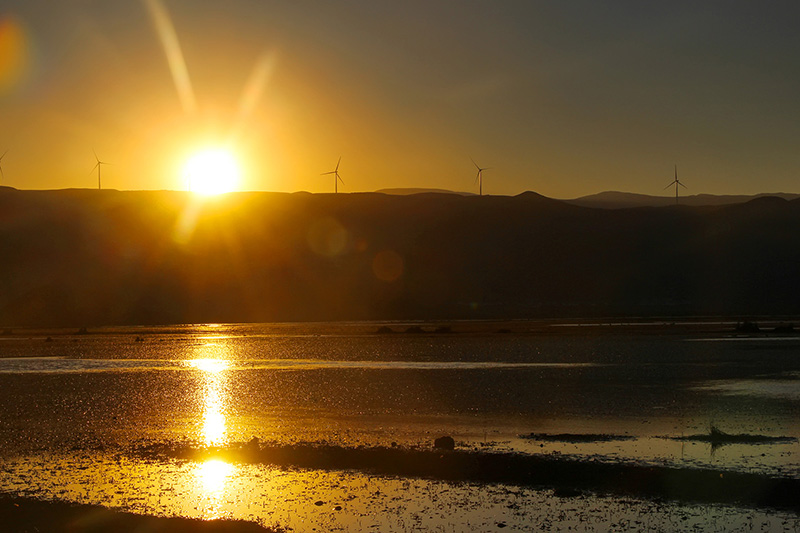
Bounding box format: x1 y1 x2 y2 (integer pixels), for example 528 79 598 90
1 1 799 198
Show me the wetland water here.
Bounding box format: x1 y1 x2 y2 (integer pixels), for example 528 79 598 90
1 322 799 530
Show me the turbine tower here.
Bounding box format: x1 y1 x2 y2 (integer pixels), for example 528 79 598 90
321 156 344 193
663 164 686 204
0 150 7 183
91 150 109 190
471 158 491 196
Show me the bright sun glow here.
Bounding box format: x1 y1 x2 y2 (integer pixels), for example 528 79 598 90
183 148 241 195
188 358 230 373
198 459 233 493
196 459 234 519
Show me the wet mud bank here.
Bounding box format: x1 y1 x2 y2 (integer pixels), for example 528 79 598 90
141 441 800 513
0 493 273 533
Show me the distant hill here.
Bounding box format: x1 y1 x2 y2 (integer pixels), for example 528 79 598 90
376 188 475 196
1 188 799 326
566 191 800 209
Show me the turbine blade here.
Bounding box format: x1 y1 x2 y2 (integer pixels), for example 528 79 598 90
93 149 100 163
321 171 335 175
470 157 481 170
663 182 674 190
0 149 7 160
336 156 341 171
90 163 100 173
678 182 687 189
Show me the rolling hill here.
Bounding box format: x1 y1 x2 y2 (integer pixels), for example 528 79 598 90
1 188 798 326
566 191 800 209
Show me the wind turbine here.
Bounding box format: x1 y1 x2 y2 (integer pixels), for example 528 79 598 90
0 150 7 183
91 150 109 190
321 156 344 193
471 158 491 196
663 164 686 204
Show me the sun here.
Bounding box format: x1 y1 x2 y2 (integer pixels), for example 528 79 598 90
183 148 242 196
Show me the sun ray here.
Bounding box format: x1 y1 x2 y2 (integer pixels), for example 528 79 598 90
234 50 277 136
143 0 196 114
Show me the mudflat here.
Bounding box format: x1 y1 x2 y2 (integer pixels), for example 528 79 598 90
0 493 273 533
0 321 798 530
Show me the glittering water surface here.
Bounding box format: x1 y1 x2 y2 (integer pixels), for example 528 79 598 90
2 453 799 532
1 322 799 530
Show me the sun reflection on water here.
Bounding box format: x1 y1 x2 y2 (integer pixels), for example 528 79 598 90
187 357 230 446
193 459 235 520
188 358 229 373
198 459 233 493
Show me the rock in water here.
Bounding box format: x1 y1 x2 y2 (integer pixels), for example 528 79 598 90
434 436 455 450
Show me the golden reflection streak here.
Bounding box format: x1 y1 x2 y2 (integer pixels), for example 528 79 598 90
198 459 233 494
188 358 230 446
187 345 234 518
189 358 229 374
195 459 234 520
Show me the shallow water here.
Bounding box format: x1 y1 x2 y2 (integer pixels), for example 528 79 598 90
2 452 799 532
1 322 799 529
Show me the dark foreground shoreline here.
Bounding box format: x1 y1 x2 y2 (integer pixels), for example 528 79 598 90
0 493 273 533
3 441 799 532
137 441 800 514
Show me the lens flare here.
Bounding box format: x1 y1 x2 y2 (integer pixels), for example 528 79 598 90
143 0 196 113
0 16 30 93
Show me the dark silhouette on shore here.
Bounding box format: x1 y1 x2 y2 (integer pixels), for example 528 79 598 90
1 188 799 326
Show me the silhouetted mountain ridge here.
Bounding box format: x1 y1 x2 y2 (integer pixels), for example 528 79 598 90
567 191 800 209
0 189 798 326
375 188 474 196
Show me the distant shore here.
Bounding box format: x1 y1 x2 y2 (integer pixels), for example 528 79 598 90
0 316 798 343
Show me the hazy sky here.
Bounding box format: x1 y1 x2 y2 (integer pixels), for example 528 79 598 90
1 1 799 197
